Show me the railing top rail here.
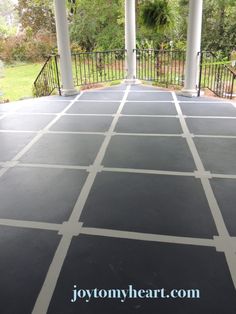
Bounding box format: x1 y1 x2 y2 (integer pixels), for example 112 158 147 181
71 49 126 55
135 48 185 52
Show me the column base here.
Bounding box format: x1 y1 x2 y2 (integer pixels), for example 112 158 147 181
61 88 79 97
123 79 141 85
180 88 201 98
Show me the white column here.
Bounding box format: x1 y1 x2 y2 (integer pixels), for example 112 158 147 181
54 0 77 96
181 0 203 97
124 0 138 83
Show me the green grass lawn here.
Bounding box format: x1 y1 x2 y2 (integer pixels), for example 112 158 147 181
0 63 43 102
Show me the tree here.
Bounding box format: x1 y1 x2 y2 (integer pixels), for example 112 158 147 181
138 0 176 49
202 0 236 54
17 0 55 35
69 0 124 51
0 0 18 38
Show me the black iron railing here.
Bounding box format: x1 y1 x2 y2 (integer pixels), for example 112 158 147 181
199 51 236 99
72 49 126 86
33 55 61 97
33 49 235 99
33 50 126 97
136 49 186 88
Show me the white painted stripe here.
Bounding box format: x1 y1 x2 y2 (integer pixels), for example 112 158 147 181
103 167 194 177
172 91 229 236
0 219 60 231
32 85 131 313
32 235 73 314
172 92 236 290
212 174 236 179
80 227 215 247
194 135 236 139
186 116 236 119
172 92 205 172
113 133 182 137
17 163 89 171
11 93 83 162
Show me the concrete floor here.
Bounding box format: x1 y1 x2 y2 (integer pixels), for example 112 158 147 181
0 84 236 314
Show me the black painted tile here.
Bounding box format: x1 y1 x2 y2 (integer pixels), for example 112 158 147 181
115 117 182 134
21 133 104 165
51 116 113 132
0 101 22 112
68 101 120 114
127 92 173 101
103 135 196 171
177 95 225 102
122 101 177 115
0 132 35 161
81 172 217 237
80 92 124 101
42 94 78 100
100 84 127 91
211 178 236 236
16 100 70 113
180 102 236 117
186 118 236 136
194 138 236 174
48 235 236 314
0 226 60 314
0 167 87 223
130 84 165 91
0 114 55 131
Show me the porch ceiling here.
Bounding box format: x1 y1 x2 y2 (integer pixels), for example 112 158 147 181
0 84 236 314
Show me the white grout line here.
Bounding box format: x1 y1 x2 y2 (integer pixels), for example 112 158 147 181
1 160 236 180
84 90 169 93
0 103 29 121
1 129 236 139
172 91 236 289
212 173 236 179
17 163 89 171
120 114 178 118
103 167 194 177
194 135 236 139
125 100 174 103
32 85 131 314
0 130 37 133
0 217 220 249
178 100 233 104
32 234 73 314
48 131 106 135
113 133 183 137
186 116 236 119
0 94 83 181
80 227 215 247
0 219 60 231
11 94 83 162
172 93 205 172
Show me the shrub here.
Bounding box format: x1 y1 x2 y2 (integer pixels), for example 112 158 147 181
0 32 56 64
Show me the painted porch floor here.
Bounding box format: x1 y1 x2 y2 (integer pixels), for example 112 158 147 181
0 84 236 314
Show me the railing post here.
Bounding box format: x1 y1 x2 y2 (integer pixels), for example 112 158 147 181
230 74 235 99
198 51 203 97
54 55 61 96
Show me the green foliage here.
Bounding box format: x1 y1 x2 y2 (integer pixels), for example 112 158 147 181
69 0 124 51
0 0 18 38
0 33 55 63
141 0 174 31
17 0 55 35
202 0 236 54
